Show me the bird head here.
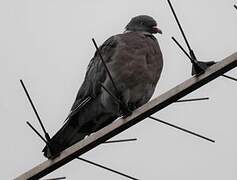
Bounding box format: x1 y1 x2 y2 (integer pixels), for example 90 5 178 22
125 15 162 34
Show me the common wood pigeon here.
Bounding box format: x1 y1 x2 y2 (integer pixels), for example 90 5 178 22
43 15 163 158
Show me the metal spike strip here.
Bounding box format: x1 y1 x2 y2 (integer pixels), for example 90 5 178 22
170 4 237 81
77 157 139 180
101 80 213 142
149 116 215 143
167 0 197 61
15 52 237 179
20 80 51 142
172 36 237 82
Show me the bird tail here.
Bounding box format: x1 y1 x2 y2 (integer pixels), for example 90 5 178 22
42 95 119 159
42 120 87 159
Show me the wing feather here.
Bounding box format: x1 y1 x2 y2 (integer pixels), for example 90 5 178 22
70 36 118 112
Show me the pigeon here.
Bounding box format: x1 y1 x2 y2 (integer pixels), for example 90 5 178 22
43 15 163 158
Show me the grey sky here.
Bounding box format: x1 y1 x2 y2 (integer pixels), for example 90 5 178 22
1 0 237 179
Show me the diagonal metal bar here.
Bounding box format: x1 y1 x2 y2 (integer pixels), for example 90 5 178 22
26 121 49 146
43 177 66 180
100 83 131 116
93 38 131 113
222 74 237 81
175 97 209 103
234 4 237 10
172 36 193 62
14 52 237 180
100 83 122 106
20 80 51 142
167 0 208 75
104 138 137 144
77 157 139 180
167 0 196 60
149 116 215 143
92 38 120 97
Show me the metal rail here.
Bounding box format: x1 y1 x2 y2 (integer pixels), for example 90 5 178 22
15 52 237 180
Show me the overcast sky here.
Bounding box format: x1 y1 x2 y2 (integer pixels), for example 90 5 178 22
1 0 237 179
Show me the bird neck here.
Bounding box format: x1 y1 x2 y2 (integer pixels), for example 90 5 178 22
123 30 153 36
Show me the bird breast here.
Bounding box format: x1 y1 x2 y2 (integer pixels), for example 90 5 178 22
109 32 162 88
105 32 163 106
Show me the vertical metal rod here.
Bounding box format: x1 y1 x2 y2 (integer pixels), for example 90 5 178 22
149 116 215 143
26 121 49 145
167 0 197 60
92 38 120 96
20 80 51 142
77 157 139 180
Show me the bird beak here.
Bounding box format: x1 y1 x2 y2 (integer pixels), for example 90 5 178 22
152 26 162 34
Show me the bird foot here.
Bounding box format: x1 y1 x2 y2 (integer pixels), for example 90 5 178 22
121 108 132 118
44 146 61 159
120 103 133 118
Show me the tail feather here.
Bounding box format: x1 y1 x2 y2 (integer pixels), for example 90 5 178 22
42 95 120 159
43 122 87 158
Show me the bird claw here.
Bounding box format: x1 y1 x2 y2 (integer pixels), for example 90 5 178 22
120 103 133 118
121 108 132 118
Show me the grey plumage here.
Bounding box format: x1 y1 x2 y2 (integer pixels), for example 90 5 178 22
43 15 163 158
